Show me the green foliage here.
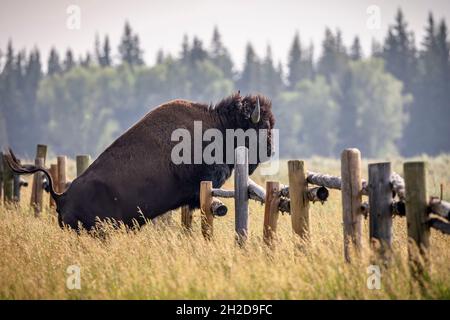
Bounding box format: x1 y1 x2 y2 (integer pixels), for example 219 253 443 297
277 76 338 157
343 59 410 157
0 14 448 158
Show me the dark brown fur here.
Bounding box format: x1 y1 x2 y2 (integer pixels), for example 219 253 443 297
5 93 275 230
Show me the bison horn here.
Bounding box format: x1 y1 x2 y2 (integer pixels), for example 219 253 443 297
251 97 261 123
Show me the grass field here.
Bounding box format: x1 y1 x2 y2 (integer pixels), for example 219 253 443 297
0 156 449 299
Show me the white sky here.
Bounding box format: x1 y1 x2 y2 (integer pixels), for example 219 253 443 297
1 0 449 69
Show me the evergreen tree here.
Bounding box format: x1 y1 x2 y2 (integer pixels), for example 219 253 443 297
103 36 112 67
25 49 42 106
97 35 112 67
287 32 302 88
318 28 348 81
63 49 76 72
23 48 43 149
237 43 261 93
350 36 362 60
95 34 101 65
80 53 92 68
47 48 62 75
118 22 144 66
190 37 208 63
382 9 417 93
261 45 283 97
406 14 450 155
181 34 190 63
210 27 233 78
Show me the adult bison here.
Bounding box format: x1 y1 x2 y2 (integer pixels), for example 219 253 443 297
5 92 275 230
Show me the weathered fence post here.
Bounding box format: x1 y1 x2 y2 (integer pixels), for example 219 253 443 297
32 158 44 216
2 153 14 203
288 160 309 247
30 144 47 206
13 158 22 202
181 205 193 231
341 148 362 262
36 144 48 164
368 162 393 260
76 155 91 177
49 164 58 208
57 156 67 193
263 181 280 247
0 152 4 205
234 146 249 246
404 162 430 273
200 181 213 240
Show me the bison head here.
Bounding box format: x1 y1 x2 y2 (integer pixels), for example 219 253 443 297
215 92 275 173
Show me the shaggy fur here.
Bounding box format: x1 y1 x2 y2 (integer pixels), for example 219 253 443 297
5 92 275 230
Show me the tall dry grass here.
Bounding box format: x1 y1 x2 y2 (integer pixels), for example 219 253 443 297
0 156 449 299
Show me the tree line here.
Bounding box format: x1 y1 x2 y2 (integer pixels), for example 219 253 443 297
0 9 449 159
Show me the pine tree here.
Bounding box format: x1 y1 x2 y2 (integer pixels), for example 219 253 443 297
210 27 233 78
435 20 450 152
287 32 302 88
350 36 362 60
181 34 190 63
102 36 112 67
382 9 417 93
118 22 144 66
261 45 282 97
80 53 92 68
63 49 76 72
23 48 43 147
237 43 261 93
97 35 112 67
190 37 207 63
47 48 62 75
132 34 144 65
95 34 101 65
318 28 348 81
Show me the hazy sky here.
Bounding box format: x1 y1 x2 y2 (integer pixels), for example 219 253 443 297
1 0 449 68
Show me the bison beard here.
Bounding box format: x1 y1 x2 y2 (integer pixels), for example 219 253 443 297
5 92 275 230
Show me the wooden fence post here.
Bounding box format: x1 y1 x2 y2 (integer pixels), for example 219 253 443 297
32 158 44 216
36 144 47 164
404 162 430 273
3 153 14 203
30 144 47 205
263 181 280 247
368 162 393 260
76 155 91 177
13 158 22 202
288 160 309 246
49 164 58 208
234 146 249 246
200 181 213 240
0 152 4 205
181 205 193 231
341 148 363 262
57 156 67 193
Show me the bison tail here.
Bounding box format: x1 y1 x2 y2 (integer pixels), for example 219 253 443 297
3 148 62 203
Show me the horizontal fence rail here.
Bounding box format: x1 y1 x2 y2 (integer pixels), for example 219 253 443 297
2 144 449 273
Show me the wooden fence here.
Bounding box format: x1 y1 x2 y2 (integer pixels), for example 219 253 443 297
194 147 450 266
1 144 449 267
0 145 91 215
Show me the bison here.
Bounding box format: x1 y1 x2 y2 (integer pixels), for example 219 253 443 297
5 92 275 230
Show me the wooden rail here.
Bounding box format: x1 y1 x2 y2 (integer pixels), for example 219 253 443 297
3 144 449 267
